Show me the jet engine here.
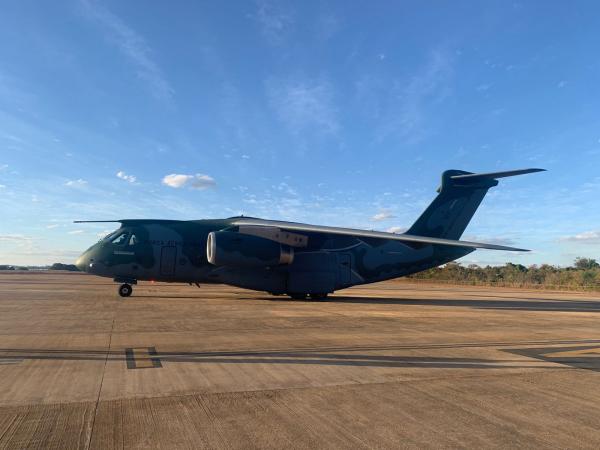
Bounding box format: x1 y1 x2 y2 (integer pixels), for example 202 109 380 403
207 231 294 267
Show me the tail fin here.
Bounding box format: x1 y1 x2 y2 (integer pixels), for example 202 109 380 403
407 168 545 240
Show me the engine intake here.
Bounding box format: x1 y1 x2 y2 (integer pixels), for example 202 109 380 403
207 231 294 267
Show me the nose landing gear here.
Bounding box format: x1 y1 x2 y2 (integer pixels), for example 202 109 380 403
118 284 133 297
114 277 137 298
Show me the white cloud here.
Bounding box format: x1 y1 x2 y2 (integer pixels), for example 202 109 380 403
0 164 7 171
386 226 406 233
81 0 174 101
266 77 338 134
65 179 87 187
46 224 60 229
116 171 136 183
68 230 85 235
162 173 216 190
372 211 396 221
560 230 600 244
0 184 5 189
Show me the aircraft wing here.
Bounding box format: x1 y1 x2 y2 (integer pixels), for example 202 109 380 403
230 218 529 252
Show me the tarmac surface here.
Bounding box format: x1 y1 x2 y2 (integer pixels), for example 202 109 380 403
1 271 600 449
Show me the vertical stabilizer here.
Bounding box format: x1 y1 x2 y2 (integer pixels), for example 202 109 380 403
407 168 544 240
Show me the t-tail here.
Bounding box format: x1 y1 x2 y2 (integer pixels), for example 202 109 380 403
407 168 545 240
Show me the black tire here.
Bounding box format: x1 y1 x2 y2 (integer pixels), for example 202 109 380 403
289 293 307 300
118 283 132 297
309 293 328 301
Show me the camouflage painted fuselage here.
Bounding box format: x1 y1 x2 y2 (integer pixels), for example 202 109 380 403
76 168 543 295
76 217 472 295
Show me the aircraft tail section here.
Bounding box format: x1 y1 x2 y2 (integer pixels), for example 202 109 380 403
406 168 544 240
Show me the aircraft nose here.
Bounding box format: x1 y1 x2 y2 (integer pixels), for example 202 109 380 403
75 253 89 272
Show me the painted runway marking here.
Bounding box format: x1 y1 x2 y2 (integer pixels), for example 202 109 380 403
125 347 162 369
505 345 600 371
542 347 600 358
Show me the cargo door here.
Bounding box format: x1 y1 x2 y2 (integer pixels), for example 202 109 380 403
160 246 177 276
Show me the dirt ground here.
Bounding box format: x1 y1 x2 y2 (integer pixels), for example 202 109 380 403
0 271 599 449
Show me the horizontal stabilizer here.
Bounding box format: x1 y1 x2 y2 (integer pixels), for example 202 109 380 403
450 168 545 182
73 220 124 223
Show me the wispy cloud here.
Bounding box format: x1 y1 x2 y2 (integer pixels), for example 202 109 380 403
315 12 341 41
0 234 34 242
372 211 396 221
162 173 216 190
81 0 174 101
374 48 454 143
68 230 85 235
266 77 339 134
65 178 87 187
254 0 294 45
560 230 600 244
116 170 136 183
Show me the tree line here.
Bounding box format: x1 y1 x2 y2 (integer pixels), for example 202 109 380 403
406 257 600 291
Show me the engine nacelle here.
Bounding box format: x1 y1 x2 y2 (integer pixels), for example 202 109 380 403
207 231 294 267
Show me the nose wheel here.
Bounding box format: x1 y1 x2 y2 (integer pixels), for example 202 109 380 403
118 283 133 297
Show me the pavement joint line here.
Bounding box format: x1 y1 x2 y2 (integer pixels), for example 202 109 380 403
85 317 115 450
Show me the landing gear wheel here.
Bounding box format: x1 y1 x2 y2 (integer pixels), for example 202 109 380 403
289 293 307 300
118 283 132 297
309 293 328 301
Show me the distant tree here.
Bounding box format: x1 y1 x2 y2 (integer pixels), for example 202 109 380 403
49 263 80 272
573 257 599 270
582 270 597 286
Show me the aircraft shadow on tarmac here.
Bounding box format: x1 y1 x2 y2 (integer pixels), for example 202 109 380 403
255 295 600 313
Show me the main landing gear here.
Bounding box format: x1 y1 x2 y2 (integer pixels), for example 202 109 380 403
118 283 133 297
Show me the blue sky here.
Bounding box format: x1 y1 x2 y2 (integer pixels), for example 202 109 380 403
1 0 599 266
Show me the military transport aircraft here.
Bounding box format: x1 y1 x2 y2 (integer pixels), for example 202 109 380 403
75 168 544 299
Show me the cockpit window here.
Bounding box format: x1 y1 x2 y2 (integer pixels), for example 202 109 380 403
128 234 138 246
102 230 119 242
111 232 129 245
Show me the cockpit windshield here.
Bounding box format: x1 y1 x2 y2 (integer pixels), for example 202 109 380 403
101 230 120 242
100 228 139 245
111 232 130 245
